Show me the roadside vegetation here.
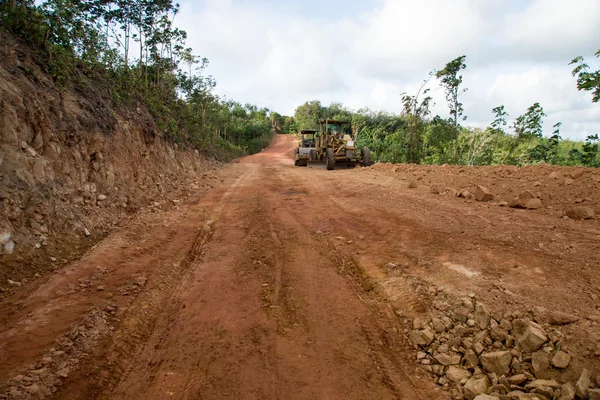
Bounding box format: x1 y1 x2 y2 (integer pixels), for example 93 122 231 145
0 0 274 160
276 54 600 167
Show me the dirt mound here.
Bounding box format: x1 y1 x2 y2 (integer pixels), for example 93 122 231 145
0 29 221 292
364 162 600 220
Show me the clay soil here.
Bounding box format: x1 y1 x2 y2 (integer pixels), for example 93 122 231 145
1 134 599 399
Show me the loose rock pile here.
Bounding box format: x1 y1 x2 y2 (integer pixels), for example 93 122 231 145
407 290 599 399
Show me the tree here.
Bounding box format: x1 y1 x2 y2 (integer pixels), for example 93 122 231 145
401 72 434 164
436 55 467 163
570 50 600 103
504 103 546 164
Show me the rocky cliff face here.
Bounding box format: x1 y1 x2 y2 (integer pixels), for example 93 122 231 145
0 29 219 288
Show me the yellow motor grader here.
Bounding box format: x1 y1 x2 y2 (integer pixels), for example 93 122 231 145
309 119 371 170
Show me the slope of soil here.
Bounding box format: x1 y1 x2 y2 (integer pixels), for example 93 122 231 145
0 28 221 293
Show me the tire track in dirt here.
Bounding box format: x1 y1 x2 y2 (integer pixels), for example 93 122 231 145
54 166 258 399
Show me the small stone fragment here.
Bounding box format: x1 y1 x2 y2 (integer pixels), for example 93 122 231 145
475 186 494 202
575 369 591 399
588 389 600 400
551 351 570 369
409 329 435 346
446 366 471 382
531 351 550 379
565 206 595 220
509 191 542 209
463 375 491 400
560 382 576 400
516 325 547 353
480 351 511 377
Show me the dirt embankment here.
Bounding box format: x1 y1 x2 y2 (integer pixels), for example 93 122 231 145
0 30 221 292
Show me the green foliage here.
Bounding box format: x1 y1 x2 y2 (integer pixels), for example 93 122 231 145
0 0 273 159
570 50 600 103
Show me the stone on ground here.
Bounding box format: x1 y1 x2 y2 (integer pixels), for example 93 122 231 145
480 351 511 377
551 351 571 369
575 369 591 399
516 324 547 353
509 191 542 209
475 186 494 202
463 375 491 400
565 206 595 220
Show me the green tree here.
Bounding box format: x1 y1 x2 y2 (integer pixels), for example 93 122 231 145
436 55 467 163
570 50 600 103
401 72 434 164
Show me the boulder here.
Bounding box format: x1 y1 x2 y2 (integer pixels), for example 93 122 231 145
475 186 494 202
509 191 542 209
480 351 511 377
463 375 491 400
565 206 595 220
516 324 547 353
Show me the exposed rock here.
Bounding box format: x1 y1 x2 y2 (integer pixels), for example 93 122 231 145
548 311 579 325
434 353 460 366
463 375 491 400
565 206 595 220
408 180 418 189
509 191 542 210
525 379 560 390
430 185 440 194
446 366 471 382
480 351 511 377
508 374 528 385
498 200 508 207
559 382 576 400
588 389 600 400
97 194 108 201
464 349 479 369
409 329 435 346
570 169 584 179
531 351 550 379
516 324 547 353
432 317 446 333
551 351 570 369
474 186 494 202
458 190 471 198
575 369 591 399
474 303 491 330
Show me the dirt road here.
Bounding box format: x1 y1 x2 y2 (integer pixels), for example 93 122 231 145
1 134 599 399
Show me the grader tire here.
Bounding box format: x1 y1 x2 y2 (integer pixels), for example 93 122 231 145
362 147 372 166
326 148 335 170
309 149 317 162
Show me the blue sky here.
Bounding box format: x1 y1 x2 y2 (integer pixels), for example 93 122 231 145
177 0 600 140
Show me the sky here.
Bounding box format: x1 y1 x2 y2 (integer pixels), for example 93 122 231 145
176 0 600 140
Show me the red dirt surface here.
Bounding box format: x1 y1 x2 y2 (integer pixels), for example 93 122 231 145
1 134 599 399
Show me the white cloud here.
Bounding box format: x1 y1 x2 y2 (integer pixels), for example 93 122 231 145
175 0 600 140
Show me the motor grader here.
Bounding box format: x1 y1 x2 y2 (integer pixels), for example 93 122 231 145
308 119 371 170
293 129 317 166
